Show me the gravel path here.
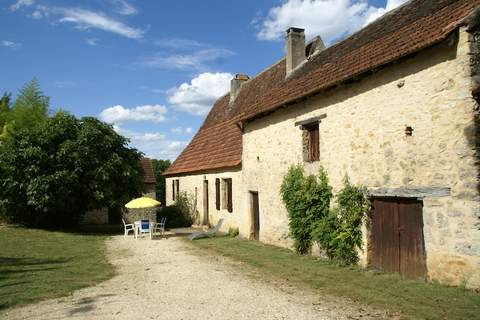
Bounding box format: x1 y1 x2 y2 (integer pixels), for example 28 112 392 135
2 235 387 320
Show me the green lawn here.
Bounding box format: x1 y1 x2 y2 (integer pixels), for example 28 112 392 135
0 226 114 310
189 236 480 320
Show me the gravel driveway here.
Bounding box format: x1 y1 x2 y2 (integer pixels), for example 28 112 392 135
2 235 387 320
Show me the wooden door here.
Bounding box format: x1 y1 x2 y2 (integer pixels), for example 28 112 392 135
370 198 426 279
250 192 260 240
203 180 209 226
371 199 400 274
398 200 427 279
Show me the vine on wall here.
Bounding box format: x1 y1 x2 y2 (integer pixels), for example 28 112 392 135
312 178 370 265
280 165 332 254
281 166 370 264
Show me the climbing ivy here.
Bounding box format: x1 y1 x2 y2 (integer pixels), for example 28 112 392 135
312 177 370 265
281 165 370 264
280 165 332 254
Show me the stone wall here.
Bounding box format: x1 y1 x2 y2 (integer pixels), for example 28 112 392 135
241 28 479 288
123 207 157 224
165 168 244 233
82 208 108 224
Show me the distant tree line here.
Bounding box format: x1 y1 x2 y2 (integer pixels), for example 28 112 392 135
0 79 145 227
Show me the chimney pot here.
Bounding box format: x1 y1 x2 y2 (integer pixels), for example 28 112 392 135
285 27 306 76
230 74 249 103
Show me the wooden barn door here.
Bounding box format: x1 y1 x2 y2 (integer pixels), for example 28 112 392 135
371 198 426 279
250 192 260 240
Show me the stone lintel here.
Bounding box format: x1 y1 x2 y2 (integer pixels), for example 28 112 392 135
295 114 327 128
368 187 451 199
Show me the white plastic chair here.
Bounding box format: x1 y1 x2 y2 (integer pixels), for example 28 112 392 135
136 219 153 239
122 218 134 239
152 217 167 238
188 219 223 240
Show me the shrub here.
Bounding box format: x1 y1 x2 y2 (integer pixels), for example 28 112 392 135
157 192 194 228
280 165 332 254
228 227 239 237
311 177 370 265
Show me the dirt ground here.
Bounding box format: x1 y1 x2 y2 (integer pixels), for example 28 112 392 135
2 234 388 320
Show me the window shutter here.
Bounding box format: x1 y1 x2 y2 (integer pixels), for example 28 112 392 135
215 178 220 210
176 179 180 196
227 179 233 213
172 180 175 201
309 124 319 161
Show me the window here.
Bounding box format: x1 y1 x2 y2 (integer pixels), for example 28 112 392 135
215 178 220 210
303 122 319 162
215 178 232 212
172 179 180 201
222 178 233 213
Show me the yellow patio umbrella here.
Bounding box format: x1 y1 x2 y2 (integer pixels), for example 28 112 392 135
125 196 161 209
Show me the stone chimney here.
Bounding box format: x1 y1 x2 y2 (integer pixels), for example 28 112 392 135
285 27 306 75
230 74 249 103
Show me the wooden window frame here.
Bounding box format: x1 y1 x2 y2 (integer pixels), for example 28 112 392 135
173 179 180 202
296 115 325 163
215 178 220 210
302 122 319 162
219 178 233 213
226 178 233 213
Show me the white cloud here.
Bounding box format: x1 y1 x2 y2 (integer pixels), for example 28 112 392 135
170 127 183 134
113 125 186 160
29 4 49 19
12 3 144 39
113 125 165 143
57 8 144 39
138 48 235 71
1 40 20 48
10 0 34 12
170 127 194 134
86 38 98 46
154 37 204 49
100 104 168 124
168 72 232 116
256 0 408 44
152 141 188 160
363 0 408 25
110 0 138 15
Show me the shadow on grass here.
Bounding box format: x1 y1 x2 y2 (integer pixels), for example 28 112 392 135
0 257 69 267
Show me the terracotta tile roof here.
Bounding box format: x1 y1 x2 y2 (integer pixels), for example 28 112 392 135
164 0 478 176
140 158 156 184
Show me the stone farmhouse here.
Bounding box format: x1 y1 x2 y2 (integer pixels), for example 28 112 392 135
164 0 480 288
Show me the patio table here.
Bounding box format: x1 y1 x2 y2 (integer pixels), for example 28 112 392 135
134 220 154 239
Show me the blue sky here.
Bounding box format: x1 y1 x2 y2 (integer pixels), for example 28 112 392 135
1 0 406 160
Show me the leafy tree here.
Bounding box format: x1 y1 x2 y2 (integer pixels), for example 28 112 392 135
0 112 144 227
0 79 49 139
0 92 12 137
151 159 171 206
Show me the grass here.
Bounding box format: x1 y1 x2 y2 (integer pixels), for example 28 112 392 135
190 236 480 320
0 225 115 310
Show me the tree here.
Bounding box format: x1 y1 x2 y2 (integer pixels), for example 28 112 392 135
0 112 144 227
0 92 11 137
0 78 49 139
151 159 171 206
